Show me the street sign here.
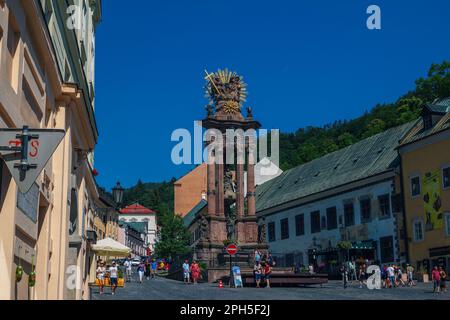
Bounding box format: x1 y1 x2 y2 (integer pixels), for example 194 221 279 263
226 243 238 256
232 265 243 288
0 127 65 193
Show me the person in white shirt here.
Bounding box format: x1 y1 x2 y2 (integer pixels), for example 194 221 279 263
182 260 190 284
96 261 106 294
109 262 119 295
124 258 132 282
387 265 396 288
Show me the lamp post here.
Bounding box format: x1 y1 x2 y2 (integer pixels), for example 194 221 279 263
112 181 124 208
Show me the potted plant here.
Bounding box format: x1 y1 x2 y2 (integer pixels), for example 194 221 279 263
118 269 125 287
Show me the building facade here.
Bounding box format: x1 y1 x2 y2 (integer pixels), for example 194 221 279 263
119 221 147 257
119 203 157 252
399 98 450 274
256 123 414 271
0 0 101 300
174 163 207 217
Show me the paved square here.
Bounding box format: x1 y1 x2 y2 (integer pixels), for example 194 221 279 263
91 275 450 300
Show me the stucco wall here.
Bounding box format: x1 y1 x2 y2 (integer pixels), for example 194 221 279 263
260 179 398 266
401 132 450 268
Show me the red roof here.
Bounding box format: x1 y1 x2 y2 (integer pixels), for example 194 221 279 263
119 203 156 215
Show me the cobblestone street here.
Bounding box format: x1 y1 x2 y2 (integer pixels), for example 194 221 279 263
91 274 450 300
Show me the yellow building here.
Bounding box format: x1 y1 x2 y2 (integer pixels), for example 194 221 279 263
0 0 102 300
399 97 450 273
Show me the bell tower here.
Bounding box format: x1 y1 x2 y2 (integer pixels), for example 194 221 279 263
196 69 268 280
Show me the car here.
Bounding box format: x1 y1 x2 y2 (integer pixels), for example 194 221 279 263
131 258 141 266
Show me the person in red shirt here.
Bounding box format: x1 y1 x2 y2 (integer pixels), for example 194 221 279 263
432 266 441 293
263 262 272 288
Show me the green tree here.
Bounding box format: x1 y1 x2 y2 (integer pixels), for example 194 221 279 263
154 212 191 259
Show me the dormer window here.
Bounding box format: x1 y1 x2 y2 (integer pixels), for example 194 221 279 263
423 113 433 130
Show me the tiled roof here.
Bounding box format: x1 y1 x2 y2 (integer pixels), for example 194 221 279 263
183 199 207 227
119 221 147 234
119 203 156 215
426 97 450 114
256 121 416 213
400 98 450 146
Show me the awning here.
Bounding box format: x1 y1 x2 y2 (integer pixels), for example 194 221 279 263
91 237 131 257
351 241 374 250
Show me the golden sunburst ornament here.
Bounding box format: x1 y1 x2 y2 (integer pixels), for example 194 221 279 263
204 68 247 106
223 100 240 113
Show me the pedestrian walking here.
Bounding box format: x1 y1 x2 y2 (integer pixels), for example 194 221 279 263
340 264 348 289
137 261 145 283
253 261 262 288
432 266 441 293
96 261 106 294
109 262 119 295
397 266 405 287
439 267 447 293
387 264 396 288
406 264 415 287
191 260 201 284
358 264 366 288
182 260 190 284
145 259 151 280
348 260 356 282
151 259 158 279
124 258 132 282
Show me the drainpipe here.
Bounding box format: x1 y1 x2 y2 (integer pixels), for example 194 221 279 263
398 150 410 263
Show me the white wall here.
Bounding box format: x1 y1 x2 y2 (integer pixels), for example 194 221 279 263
119 214 157 251
261 179 398 265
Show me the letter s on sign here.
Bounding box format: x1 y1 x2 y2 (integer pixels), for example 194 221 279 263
29 140 39 158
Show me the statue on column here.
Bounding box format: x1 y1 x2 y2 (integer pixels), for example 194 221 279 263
223 167 236 200
200 214 210 241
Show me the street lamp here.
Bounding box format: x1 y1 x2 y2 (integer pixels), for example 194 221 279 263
112 181 124 207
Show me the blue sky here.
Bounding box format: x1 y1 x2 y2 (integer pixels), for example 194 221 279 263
94 0 450 189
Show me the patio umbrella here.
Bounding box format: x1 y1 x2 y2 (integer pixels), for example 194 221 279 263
91 237 131 257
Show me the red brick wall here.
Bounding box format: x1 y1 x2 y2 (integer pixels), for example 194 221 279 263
174 163 207 217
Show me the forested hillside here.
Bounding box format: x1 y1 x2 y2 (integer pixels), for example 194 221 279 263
279 61 450 170
122 61 450 216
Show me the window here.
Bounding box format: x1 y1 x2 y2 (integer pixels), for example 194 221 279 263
310 211 321 234
411 176 421 197
360 198 371 223
378 194 391 218
443 167 450 189
295 214 304 236
326 207 337 230
344 202 355 227
423 114 433 130
445 214 450 237
413 220 424 242
268 222 275 242
280 218 289 240
379 236 394 263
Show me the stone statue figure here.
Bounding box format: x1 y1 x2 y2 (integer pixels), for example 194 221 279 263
223 168 236 200
226 219 235 241
205 104 214 118
200 214 210 241
246 106 253 119
258 224 266 243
